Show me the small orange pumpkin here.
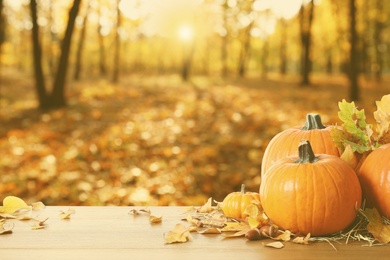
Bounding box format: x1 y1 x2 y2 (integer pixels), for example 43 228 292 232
358 143 390 218
260 140 361 236
261 113 340 181
222 184 260 219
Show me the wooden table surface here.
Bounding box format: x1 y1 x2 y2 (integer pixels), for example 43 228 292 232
1 206 389 260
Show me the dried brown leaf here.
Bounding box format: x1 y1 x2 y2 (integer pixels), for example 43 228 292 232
149 215 162 224
17 215 33 221
129 208 151 215
0 213 17 219
197 227 221 234
198 197 213 213
164 224 192 244
365 208 390 244
203 212 227 228
293 233 311 245
32 201 46 210
0 222 14 235
220 222 249 232
273 230 292 241
221 228 250 238
186 214 203 227
30 217 49 230
263 241 284 249
60 208 75 219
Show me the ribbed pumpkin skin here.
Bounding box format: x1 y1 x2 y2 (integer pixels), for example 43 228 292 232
222 191 260 219
260 154 361 236
358 143 390 219
261 126 340 180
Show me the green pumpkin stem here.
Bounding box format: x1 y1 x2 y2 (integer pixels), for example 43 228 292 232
295 140 319 164
240 184 245 195
301 113 326 130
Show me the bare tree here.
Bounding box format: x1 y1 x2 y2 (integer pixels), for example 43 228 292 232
300 0 315 86
373 0 386 82
0 0 4 94
0 0 4 76
30 0 82 109
349 0 359 101
74 1 90 81
237 0 254 78
0 0 5 63
220 0 229 78
97 2 107 76
30 0 48 109
279 19 287 75
112 0 121 83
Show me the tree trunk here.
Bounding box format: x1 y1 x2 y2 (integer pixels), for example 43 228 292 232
50 0 81 108
0 0 4 93
112 0 121 83
279 19 287 75
74 1 90 81
349 0 359 101
261 40 269 79
300 0 315 86
326 49 333 74
0 0 5 61
181 42 194 81
360 0 370 78
47 1 56 77
238 21 253 78
30 0 49 109
373 0 385 82
97 3 107 76
220 0 228 78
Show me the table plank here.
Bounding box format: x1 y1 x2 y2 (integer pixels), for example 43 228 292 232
0 206 389 260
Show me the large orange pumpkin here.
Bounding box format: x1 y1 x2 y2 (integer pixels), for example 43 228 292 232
261 113 340 181
358 143 390 219
260 140 361 236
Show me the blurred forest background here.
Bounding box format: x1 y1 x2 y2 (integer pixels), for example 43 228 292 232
0 0 390 206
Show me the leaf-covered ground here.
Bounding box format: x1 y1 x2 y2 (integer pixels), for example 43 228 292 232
0 71 388 206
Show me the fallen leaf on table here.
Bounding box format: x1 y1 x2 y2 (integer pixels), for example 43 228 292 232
30 217 49 230
198 197 213 213
186 214 203 227
149 215 162 224
0 196 30 214
32 202 46 210
197 227 221 234
243 202 268 229
203 212 227 228
263 241 284 249
293 233 311 245
273 230 292 241
220 221 249 232
60 208 75 219
221 228 249 238
0 213 17 219
129 208 151 215
164 224 192 244
17 215 33 221
0 221 14 235
365 208 390 244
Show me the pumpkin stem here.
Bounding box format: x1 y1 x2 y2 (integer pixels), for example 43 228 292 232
240 184 245 195
301 113 326 130
295 140 319 164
